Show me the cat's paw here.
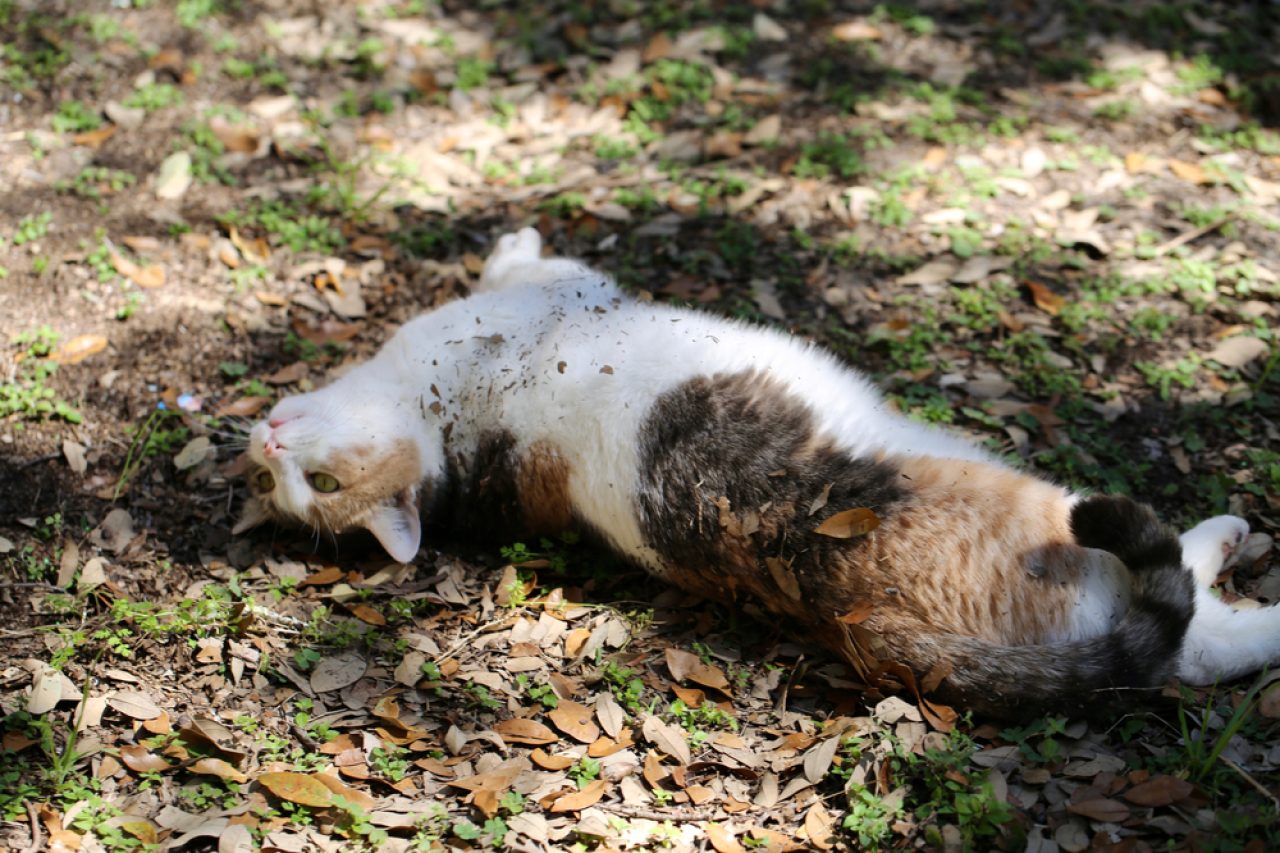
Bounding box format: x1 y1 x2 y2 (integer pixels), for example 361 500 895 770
1179 515 1250 587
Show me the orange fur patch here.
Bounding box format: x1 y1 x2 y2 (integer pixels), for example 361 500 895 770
516 440 573 533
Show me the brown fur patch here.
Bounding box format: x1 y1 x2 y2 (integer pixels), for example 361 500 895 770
517 440 573 533
862 455 1083 646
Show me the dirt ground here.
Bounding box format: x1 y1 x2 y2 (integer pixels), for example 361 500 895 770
2 1 1279 851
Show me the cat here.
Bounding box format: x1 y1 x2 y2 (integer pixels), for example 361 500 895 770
235 227 1277 718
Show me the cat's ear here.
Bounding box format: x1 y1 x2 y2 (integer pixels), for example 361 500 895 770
232 496 270 535
364 488 422 563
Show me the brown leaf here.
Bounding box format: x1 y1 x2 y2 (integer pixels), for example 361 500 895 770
229 226 270 263
209 116 261 153
258 772 334 807
72 125 117 148
1025 280 1065 316
530 748 578 770
747 827 805 852
550 779 608 812
642 715 692 765
919 697 958 733
302 567 344 586
665 648 730 692
347 603 386 626
1066 797 1130 823
832 21 882 41
837 599 874 624
1169 158 1210 184
110 251 165 288
265 362 308 385
191 757 249 783
119 745 172 773
705 823 748 853
1123 775 1194 807
804 801 836 850
448 760 527 794
309 650 368 693
311 771 377 810
53 334 108 365
765 556 802 600
672 684 707 708
549 700 600 743
494 718 558 746
814 507 880 539
215 396 272 418
290 317 363 345
107 690 163 720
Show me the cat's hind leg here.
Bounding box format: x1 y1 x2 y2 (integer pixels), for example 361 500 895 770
1179 515 1249 588
1177 515 1280 684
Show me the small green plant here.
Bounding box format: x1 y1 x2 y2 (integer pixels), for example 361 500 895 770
123 81 184 112
13 211 52 245
369 744 410 782
794 132 864 180
569 756 601 787
58 166 136 199
454 56 494 91
51 100 101 133
1 326 81 423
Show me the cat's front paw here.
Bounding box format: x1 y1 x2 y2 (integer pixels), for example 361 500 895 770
1179 515 1250 587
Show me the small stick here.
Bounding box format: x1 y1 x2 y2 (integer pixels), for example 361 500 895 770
1152 215 1234 257
597 802 720 822
1220 754 1279 810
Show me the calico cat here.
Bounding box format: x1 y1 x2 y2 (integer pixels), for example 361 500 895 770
236 228 1277 718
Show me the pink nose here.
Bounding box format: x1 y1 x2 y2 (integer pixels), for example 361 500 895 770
268 415 298 428
263 437 282 458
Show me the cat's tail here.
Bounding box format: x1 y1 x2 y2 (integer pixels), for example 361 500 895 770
907 495 1195 720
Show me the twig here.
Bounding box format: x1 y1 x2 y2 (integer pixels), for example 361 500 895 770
432 616 514 665
0 582 66 593
22 800 42 853
1152 215 1234 257
596 802 720 822
19 452 61 469
1220 755 1279 810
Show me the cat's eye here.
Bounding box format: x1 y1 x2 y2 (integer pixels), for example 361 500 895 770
255 471 275 491
310 472 340 493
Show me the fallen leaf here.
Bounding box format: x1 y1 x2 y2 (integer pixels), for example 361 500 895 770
258 772 334 808
265 362 308 385
53 334 108 364
120 745 172 773
312 771 377 810
549 779 608 812
191 757 249 783
814 508 880 539
174 436 212 471
107 690 163 720
804 801 836 850
802 736 840 783
111 251 165 288
1124 775 1194 806
837 600 874 624
72 125 118 148
214 396 272 418
347 603 386 626
665 648 731 692
309 651 368 693
642 715 692 765
154 151 192 200
765 556 802 600
832 20 882 41
1168 158 1210 184
494 718 558 746
530 748 577 770
549 700 600 743
706 823 748 853
1207 336 1269 369
63 440 87 474
302 567 344 586
1066 797 1130 823
1025 280 1065 315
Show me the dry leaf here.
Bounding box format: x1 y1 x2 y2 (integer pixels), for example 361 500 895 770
549 779 608 812
302 567 344 586
837 599 874 624
257 772 334 808
107 690 163 720
641 715 692 765
63 440 87 474
494 718 558 746
110 251 165 288
596 692 625 739
705 823 748 853
54 334 108 364
832 21 882 41
312 771 377 810
549 700 600 743
1207 336 1269 369
1168 158 1210 184
191 757 249 783
530 748 577 770
1123 775 1194 806
814 508 880 539
804 801 836 850
120 745 172 773
765 556 802 600
347 603 386 626
215 396 272 418
1025 280 1065 315
1066 797 1130 823
309 651 367 693
665 648 730 692
803 736 840 783
72 125 117 148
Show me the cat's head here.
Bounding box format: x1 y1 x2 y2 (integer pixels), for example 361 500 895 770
233 384 429 562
